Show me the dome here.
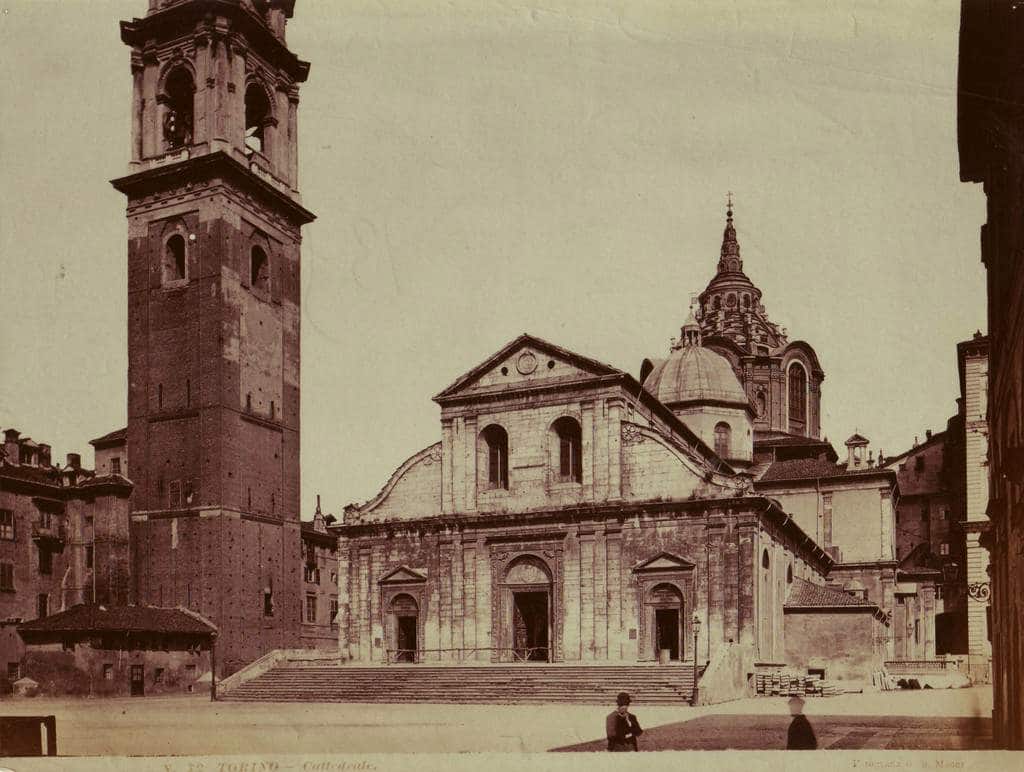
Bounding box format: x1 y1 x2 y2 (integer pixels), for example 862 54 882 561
642 344 750 409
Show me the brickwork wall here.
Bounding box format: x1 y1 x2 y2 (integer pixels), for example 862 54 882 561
125 181 305 674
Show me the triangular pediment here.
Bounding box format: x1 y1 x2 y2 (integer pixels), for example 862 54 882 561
378 565 427 585
633 552 696 573
433 334 623 403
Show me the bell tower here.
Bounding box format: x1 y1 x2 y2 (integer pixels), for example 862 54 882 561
112 0 315 674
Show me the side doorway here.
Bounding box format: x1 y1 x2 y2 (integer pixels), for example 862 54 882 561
130 664 145 696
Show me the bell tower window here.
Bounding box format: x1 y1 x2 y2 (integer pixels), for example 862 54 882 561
245 84 272 156
162 67 194 150
250 245 270 292
163 234 186 283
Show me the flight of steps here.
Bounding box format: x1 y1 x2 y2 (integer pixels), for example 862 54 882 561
220 663 697 705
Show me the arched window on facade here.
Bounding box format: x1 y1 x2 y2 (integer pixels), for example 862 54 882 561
163 67 194 149
244 84 272 155
762 549 770 570
164 234 186 283
250 245 270 292
481 425 509 490
713 296 721 311
788 362 808 435
787 564 793 584
552 417 582 483
714 422 731 458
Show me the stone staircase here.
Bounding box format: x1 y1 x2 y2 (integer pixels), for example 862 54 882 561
220 663 697 705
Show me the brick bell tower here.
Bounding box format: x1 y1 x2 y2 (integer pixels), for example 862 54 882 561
112 0 314 674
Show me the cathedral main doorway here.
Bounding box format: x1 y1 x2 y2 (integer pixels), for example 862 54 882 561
512 591 549 661
500 555 553 662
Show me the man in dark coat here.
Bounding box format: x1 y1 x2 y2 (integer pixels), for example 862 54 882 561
786 695 818 750
606 691 643 751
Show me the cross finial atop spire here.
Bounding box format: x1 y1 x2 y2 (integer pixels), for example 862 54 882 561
726 190 734 211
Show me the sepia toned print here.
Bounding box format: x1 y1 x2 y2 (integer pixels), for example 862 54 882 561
0 0 1019 767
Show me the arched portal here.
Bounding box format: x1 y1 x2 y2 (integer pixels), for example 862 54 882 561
502 555 552 662
388 593 419 663
646 583 685 661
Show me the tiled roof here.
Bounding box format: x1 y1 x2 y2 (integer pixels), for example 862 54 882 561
90 427 127 447
785 577 876 608
0 462 64 487
758 457 893 483
17 604 216 636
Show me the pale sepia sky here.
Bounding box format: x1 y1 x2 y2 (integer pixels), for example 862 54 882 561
0 0 986 519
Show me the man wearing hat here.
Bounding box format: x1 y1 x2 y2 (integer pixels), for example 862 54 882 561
606 692 643 751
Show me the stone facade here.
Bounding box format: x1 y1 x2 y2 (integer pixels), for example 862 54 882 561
112 0 316 675
333 334 879 673
959 0 1024 746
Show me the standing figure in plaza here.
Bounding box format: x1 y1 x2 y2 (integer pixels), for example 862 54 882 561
606 692 644 751
786 695 818 750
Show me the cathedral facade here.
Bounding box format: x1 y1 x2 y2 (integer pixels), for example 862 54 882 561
333 211 891 679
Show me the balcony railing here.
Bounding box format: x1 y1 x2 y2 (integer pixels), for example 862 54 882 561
31 522 66 545
384 646 551 664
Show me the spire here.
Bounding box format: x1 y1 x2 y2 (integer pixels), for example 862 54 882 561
718 192 742 273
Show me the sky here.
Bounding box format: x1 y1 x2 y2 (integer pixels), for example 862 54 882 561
0 0 987 520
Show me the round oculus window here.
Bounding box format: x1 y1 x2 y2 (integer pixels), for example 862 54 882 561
516 352 538 375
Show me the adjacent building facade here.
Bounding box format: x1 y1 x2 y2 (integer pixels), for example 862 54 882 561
958 0 1024 747
0 429 133 688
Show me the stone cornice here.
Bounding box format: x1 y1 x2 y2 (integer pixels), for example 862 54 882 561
111 150 315 226
120 0 310 83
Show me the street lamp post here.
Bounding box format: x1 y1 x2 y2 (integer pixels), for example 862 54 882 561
691 613 701 705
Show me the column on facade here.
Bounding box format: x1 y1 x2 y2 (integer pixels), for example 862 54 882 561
369 543 385 661
228 39 247 152
463 417 477 513
922 584 936 658
461 538 476 655
474 537 490 662
737 524 756 649
336 539 351 659
141 54 160 158
581 401 595 500
579 526 595 660
706 525 725 656
130 57 145 162
562 525 582 660
451 534 464 654
606 401 622 499
424 534 441 660
273 82 289 178
438 538 453 657
593 527 609 659
606 528 623 660
357 547 371 661
441 419 454 514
